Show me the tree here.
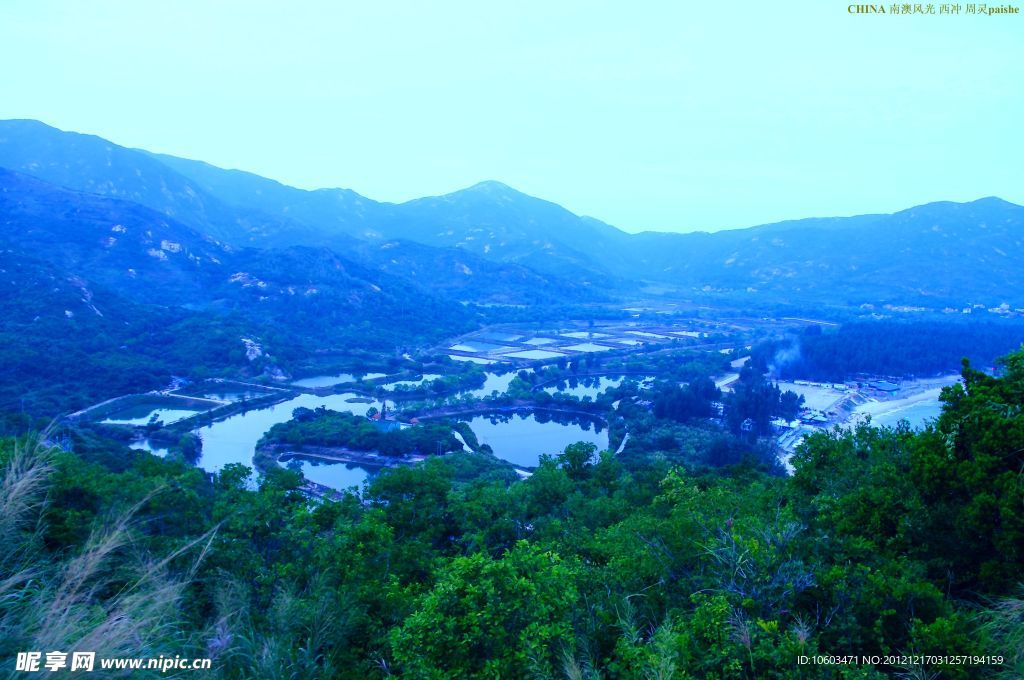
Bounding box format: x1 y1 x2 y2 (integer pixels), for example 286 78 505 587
389 542 579 677
558 441 597 481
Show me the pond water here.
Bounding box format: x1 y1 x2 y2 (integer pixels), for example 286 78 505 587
449 355 499 364
544 376 624 400
171 366 631 490
461 412 607 468
291 373 356 388
449 341 515 353
562 342 614 353
291 372 388 387
463 372 518 399
193 392 378 488
626 331 672 339
185 369 547 490
543 375 655 400
286 459 368 491
478 333 523 343
505 349 566 360
561 331 611 339
102 406 202 426
130 439 169 456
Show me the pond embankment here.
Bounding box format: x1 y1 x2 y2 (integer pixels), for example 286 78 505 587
259 443 427 469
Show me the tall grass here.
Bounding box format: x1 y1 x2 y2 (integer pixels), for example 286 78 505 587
204 573 352 680
977 591 1024 679
0 434 214 679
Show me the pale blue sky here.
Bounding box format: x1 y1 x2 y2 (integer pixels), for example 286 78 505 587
1 1 1021 232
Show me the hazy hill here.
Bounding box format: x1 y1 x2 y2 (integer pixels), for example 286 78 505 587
3 119 1024 308
0 122 601 305
0 119 330 247
0 167 234 303
0 168 473 345
628 197 1024 306
133 130 1024 308
348 238 606 305
144 150 381 244
148 156 629 284
380 181 631 283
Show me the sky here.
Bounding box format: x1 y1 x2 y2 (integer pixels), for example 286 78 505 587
1 1 1021 233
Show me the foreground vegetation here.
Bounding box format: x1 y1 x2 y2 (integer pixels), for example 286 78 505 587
2 350 1023 678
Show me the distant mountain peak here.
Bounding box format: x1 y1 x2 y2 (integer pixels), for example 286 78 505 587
444 180 532 201
968 196 1016 208
1 118 61 132
465 179 516 192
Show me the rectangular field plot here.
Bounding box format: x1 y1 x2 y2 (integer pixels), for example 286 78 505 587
562 343 614 352
449 342 516 353
101 406 202 426
449 355 500 364
503 349 568 360
560 331 612 339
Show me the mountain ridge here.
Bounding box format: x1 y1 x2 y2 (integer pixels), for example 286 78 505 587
3 118 1017 237
2 118 1023 307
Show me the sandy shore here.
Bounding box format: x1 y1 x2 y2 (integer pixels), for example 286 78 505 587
847 374 961 422
898 373 963 393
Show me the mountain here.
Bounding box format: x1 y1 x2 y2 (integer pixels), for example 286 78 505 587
3 118 1024 310
0 121 627 289
348 239 606 305
120 131 1024 308
0 166 498 411
0 121 602 306
627 197 1024 306
143 150 382 244
145 156 630 284
0 167 232 304
380 181 631 283
0 119 339 247
0 167 477 350
3 118 1024 412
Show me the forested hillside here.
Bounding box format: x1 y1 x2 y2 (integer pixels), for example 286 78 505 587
2 350 1022 677
752 320 1024 381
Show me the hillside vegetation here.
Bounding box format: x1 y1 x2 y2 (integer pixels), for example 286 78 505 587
2 350 1022 677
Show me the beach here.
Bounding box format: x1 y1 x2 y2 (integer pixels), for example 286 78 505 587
848 374 962 428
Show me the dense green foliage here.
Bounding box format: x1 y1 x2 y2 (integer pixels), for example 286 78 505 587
753 320 1024 381
605 371 797 473
4 349 1022 677
652 376 722 422
0 256 259 414
723 368 804 436
262 408 463 457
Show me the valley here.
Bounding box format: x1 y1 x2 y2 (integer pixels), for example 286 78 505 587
3 118 1024 678
3 2 1023 674
68 315 753 480
61 310 977 496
